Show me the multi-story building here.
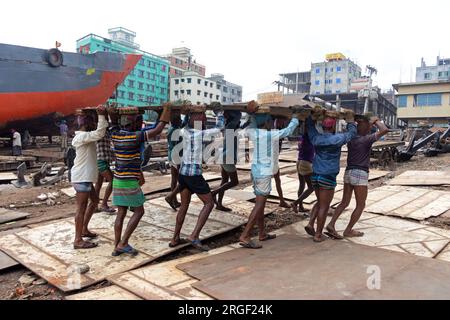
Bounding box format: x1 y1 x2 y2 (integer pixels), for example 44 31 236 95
164 47 206 77
416 56 450 82
170 71 221 105
76 27 170 112
277 71 311 94
310 53 362 95
208 74 242 104
393 80 450 127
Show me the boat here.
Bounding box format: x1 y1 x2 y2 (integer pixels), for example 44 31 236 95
0 42 141 135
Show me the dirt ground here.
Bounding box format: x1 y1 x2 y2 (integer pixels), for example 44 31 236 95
0 150 449 300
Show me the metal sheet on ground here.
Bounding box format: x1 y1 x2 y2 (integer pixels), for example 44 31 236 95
363 186 450 220
388 170 450 186
65 285 142 300
0 250 18 270
0 172 17 181
178 235 450 300
0 199 258 292
0 208 30 224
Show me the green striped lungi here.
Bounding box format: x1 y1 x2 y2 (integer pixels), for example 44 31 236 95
112 179 145 208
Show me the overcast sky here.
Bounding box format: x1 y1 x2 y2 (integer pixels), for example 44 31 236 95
2 0 449 100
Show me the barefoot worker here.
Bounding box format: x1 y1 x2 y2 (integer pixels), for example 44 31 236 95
325 115 388 239
291 125 315 214
71 106 108 249
304 112 357 243
94 121 116 214
272 116 291 208
110 104 171 257
211 110 242 212
169 105 224 251
239 107 299 249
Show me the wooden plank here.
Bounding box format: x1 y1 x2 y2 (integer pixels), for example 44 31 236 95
0 208 30 224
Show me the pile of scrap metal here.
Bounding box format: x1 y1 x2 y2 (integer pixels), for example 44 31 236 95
397 126 450 161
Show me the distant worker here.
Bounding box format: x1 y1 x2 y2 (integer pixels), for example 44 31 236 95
325 116 389 239
11 129 22 156
57 120 69 151
71 106 108 250
110 104 171 257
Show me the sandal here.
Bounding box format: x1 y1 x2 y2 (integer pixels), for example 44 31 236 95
74 241 98 250
165 197 178 211
112 244 139 257
81 231 98 239
239 240 262 249
325 228 344 240
260 234 276 242
102 207 116 214
168 238 189 248
191 239 209 251
304 225 315 237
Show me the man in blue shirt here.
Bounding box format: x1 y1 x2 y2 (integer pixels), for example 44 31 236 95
239 110 299 249
304 113 357 243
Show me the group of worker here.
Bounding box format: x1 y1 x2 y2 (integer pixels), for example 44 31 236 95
68 102 388 256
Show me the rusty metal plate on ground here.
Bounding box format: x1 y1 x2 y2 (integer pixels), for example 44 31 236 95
178 234 450 300
0 198 259 292
0 208 30 224
388 170 450 186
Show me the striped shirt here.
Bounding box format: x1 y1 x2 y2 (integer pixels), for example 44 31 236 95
111 129 146 180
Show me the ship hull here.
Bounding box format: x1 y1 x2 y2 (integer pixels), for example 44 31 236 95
0 43 141 134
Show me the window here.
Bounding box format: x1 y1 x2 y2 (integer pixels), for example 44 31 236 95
187 78 192 83
209 93 213 98
414 93 442 106
336 66 342 72
197 79 201 84
180 90 185 94
138 82 144 90
336 78 341 84
216 95 220 100
162 65 166 72
138 94 144 102
174 90 179 96
150 85 155 92
217 84 221 90
128 80 134 88
237 91 241 97
204 92 208 97
197 90 201 96
146 84 150 91
315 68 320 74
146 72 151 79
151 74 156 80
222 97 227 102
139 59 145 66
336 90 341 94
315 80 320 85
315 91 321 95
187 89 191 95
128 92 134 100
175 79 179 85
210 83 213 88
438 71 449 78
160 88 165 95
223 86 228 93
147 61 152 67
424 73 432 80
205 81 208 86
397 95 407 108
232 89 235 94
181 78 185 83
330 68 333 72
325 68 328 73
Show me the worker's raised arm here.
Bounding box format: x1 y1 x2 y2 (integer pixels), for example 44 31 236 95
372 117 389 140
72 106 108 146
274 117 299 139
145 103 171 140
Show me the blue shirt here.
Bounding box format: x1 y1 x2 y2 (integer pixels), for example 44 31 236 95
247 118 299 178
306 116 357 175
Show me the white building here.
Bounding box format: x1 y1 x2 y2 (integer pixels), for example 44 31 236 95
170 71 221 105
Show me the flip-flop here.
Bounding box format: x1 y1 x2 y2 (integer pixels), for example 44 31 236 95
344 231 365 238
304 226 315 237
324 230 344 240
81 232 98 239
191 239 209 251
165 198 178 211
74 241 98 250
168 238 189 248
216 206 232 212
112 244 139 257
102 207 116 214
260 234 277 242
239 240 262 249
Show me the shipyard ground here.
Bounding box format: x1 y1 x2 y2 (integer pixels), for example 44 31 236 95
0 147 449 300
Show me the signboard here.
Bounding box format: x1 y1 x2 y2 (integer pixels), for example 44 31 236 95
326 52 346 61
257 91 284 105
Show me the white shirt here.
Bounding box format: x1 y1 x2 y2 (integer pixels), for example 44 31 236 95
71 115 108 183
12 132 22 147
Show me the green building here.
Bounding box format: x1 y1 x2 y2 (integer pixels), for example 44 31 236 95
76 27 169 118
